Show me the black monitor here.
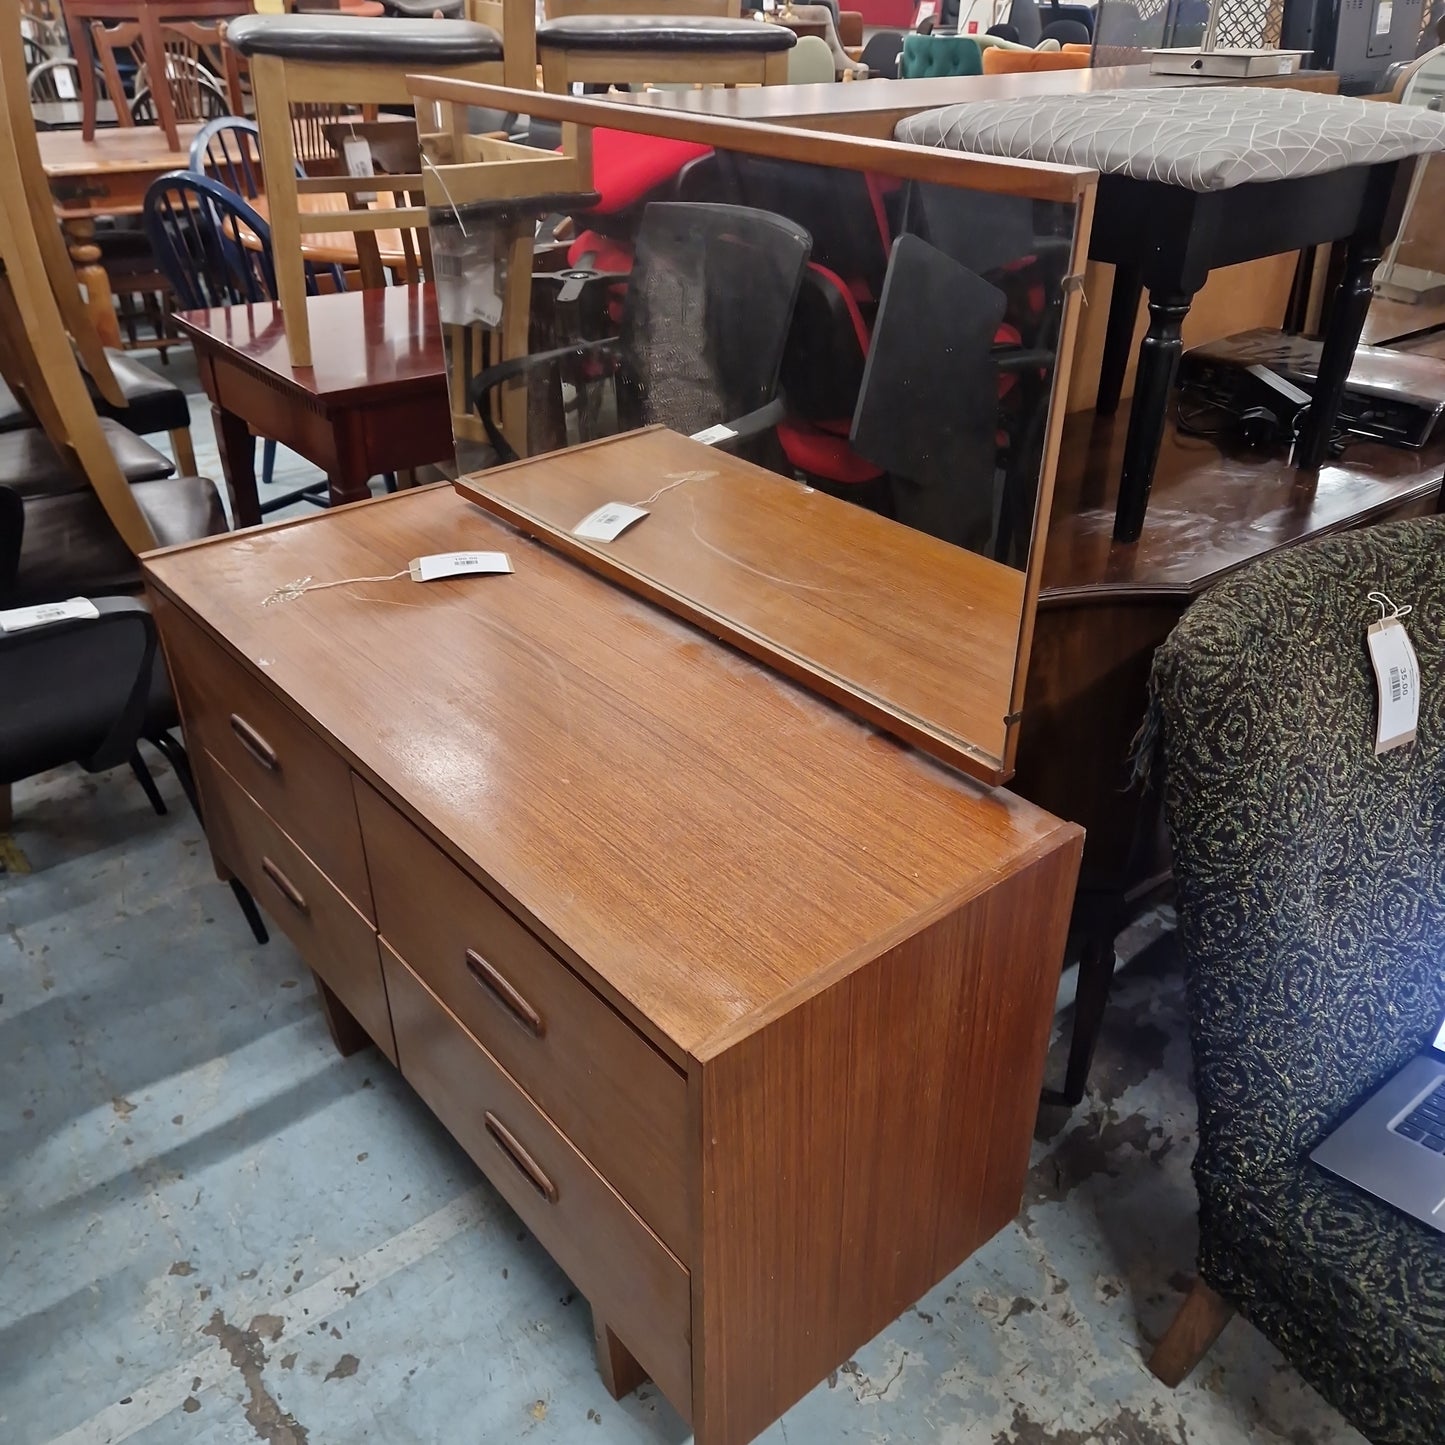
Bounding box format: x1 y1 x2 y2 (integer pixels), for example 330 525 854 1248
1281 0 1427 93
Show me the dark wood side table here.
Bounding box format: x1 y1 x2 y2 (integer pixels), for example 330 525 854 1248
1092 161 1413 542
172 284 454 526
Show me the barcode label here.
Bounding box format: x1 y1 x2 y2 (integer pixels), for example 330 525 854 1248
1390 666 1404 703
1367 615 1420 754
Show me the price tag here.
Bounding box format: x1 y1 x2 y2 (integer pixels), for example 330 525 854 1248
407 551 512 581
0 597 99 633
53 66 77 100
690 423 737 446
573 502 648 542
1366 614 1419 754
342 135 376 204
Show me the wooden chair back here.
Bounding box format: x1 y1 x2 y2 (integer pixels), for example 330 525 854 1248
240 31 509 364
91 16 245 129
0 3 125 408
0 116 153 550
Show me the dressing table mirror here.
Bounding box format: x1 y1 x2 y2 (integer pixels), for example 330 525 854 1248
409 82 1097 783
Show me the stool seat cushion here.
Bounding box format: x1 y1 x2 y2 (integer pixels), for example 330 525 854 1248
0 419 174 502
225 12 502 64
894 86 1445 192
537 14 796 51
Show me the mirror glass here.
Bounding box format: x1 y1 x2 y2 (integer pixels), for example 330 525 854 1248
417 97 1092 781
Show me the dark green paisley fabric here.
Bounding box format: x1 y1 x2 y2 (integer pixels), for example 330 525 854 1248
1149 516 1445 1445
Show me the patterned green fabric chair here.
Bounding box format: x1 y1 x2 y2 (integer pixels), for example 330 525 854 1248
1144 516 1445 1445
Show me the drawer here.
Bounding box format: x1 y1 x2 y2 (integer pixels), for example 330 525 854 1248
152 595 374 919
355 781 691 1260
383 944 692 1413
204 755 396 1065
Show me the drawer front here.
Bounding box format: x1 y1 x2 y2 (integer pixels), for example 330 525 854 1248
152 594 374 919
356 781 691 1260
204 755 396 1065
383 944 692 1414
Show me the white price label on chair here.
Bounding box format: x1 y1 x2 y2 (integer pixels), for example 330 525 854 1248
1367 615 1420 754
0 597 99 632
573 502 648 542
53 67 77 100
342 135 376 203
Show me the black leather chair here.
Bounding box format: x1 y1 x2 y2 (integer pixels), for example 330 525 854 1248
0 480 265 938
0 415 175 503
0 348 192 447
0 588 267 941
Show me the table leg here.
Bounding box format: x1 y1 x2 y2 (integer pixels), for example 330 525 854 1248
1096 263 1143 417
1112 288 1194 545
212 402 262 528
327 420 379 510
592 1311 647 1400
64 219 122 351
1293 235 1380 472
313 973 370 1057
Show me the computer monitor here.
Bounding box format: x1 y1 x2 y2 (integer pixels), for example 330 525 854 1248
1281 0 1427 94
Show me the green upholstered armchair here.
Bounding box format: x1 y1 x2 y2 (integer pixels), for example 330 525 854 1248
1144 517 1445 1445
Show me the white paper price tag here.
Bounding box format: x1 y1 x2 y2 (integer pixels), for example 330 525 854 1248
0 597 100 633
408 551 512 582
53 66 77 100
342 136 376 204
690 423 737 446
573 503 648 542
1367 615 1420 754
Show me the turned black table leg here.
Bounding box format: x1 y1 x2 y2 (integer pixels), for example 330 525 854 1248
1293 235 1380 471
1097 263 1144 416
1113 289 1194 544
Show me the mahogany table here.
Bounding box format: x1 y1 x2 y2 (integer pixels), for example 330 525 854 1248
172 284 453 525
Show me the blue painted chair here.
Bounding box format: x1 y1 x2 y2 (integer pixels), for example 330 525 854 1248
143 170 339 514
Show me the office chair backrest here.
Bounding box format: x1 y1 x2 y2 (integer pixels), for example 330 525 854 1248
787 34 835 82
616 201 811 437
851 234 1006 551
1005 0 1042 47
190 116 267 199
1041 17 1090 43
143 171 281 310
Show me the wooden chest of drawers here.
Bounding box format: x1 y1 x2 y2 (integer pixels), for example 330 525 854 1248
144 485 1081 1445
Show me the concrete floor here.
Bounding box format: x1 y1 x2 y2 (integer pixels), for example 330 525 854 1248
0 359 1368 1445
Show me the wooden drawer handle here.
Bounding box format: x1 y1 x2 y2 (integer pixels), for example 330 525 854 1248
484 1112 558 1203
465 948 544 1038
229 714 279 772
261 856 308 914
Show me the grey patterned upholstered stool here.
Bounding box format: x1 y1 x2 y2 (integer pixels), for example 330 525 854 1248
897 87 1445 542
535 13 795 93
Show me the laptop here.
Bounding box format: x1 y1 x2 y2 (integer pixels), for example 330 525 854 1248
1312 1006 1445 1232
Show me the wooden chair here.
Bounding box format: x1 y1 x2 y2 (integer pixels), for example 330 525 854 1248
225 11 512 365
89 15 246 130
1 8 199 470
534 8 796 92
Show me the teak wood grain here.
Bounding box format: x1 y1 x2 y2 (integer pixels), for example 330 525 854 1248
144 485 1072 1065
356 778 692 1260
457 428 1026 782
153 595 376 916
381 941 694 1408
144 481 1083 1445
202 755 396 1064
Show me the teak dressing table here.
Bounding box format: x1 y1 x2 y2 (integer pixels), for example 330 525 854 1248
144 433 1082 1444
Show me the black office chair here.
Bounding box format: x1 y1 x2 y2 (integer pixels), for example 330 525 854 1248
1041 17 1092 43
470 201 812 464
849 234 1055 561
0 483 266 939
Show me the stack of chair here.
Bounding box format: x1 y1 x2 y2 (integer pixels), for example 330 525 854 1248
0 10 262 937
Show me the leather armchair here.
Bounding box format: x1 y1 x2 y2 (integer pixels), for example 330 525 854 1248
1144 516 1445 1445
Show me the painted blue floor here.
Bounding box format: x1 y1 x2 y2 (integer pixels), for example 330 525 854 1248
0 356 1367 1445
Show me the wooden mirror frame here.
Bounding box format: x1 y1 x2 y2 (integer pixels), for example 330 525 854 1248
408 78 1099 783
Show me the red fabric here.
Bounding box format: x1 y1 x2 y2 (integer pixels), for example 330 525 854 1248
807 261 871 355
850 0 919 25
566 230 633 274
778 421 885 484
584 130 713 215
